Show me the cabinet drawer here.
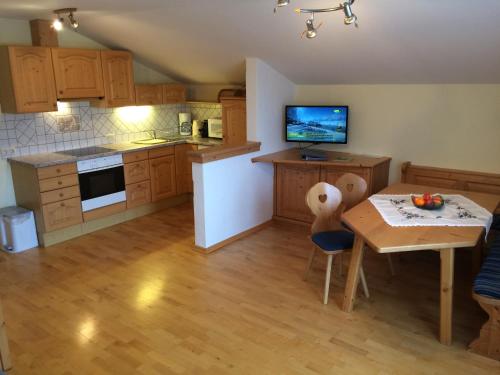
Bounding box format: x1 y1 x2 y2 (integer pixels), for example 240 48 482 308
37 163 77 180
123 150 148 164
40 185 80 205
42 197 83 232
39 174 79 193
149 146 174 159
126 181 152 209
124 160 150 185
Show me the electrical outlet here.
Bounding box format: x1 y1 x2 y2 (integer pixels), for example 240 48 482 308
0 147 16 158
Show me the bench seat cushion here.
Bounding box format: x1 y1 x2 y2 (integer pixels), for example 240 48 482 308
312 230 354 252
474 236 500 299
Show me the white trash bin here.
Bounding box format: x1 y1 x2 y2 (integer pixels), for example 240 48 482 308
0 206 38 253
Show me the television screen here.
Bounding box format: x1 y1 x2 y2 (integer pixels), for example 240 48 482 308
285 106 348 144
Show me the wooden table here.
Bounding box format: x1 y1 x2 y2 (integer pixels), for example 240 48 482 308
341 183 500 345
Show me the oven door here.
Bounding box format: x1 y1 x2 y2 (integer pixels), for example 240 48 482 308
79 166 126 212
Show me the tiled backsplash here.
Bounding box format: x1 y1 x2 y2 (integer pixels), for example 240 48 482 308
0 102 221 158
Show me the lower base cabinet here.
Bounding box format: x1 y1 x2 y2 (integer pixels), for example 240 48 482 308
126 181 152 209
42 197 83 232
150 155 177 202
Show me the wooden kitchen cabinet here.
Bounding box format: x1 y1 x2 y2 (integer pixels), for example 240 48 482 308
149 155 177 201
0 46 58 113
276 164 321 223
124 160 150 185
42 197 83 232
51 48 105 99
135 84 163 106
126 181 152 209
221 97 247 146
175 144 196 194
163 84 186 104
97 50 135 107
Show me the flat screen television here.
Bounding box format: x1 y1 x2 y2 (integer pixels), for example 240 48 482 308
285 105 348 144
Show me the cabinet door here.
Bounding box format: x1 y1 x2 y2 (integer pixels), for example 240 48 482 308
100 50 135 107
149 155 177 201
126 181 151 209
124 160 150 185
42 197 83 232
163 84 186 104
222 98 247 146
51 48 104 99
276 164 321 223
175 144 196 194
135 84 163 106
1 46 58 113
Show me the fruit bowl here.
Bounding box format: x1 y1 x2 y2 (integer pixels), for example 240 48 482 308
411 193 445 210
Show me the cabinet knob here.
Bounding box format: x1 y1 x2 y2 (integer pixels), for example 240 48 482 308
58 181 62 185
56 168 61 173
59 90 64 94
60 202 65 207
59 193 64 197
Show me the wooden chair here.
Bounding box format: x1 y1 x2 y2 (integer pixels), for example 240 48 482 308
303 182 370 304
335 173 395 276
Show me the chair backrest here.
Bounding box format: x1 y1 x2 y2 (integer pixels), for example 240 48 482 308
305 182 342 234
335 173 368 210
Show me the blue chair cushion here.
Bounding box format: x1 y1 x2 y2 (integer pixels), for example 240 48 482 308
492 214 500 230
474 236 500 299
311 230 355 252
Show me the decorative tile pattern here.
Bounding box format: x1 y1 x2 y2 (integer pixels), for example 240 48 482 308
0 101 222 158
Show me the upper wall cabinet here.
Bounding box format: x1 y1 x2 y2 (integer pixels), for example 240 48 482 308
221 97 247 146
135 84 163 106
0 46 58 113
97 50 136 108
163 84 186 104
51 48 105 99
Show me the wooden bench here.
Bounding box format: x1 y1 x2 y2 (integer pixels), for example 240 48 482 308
469 235 500 360
401 162 500 214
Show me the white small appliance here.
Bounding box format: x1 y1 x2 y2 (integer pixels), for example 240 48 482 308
192 120 201 137
179 113 192 136
208 118 223 139
0 206 38 253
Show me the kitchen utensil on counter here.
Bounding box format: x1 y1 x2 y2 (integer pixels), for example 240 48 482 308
179 113 192 136
192 120 201 137
201 120 209 138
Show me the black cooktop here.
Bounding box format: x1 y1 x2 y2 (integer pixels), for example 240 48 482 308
56 146 114 157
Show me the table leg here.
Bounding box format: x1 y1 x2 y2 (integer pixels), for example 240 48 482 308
440 248 455 345
0 301 11 370
342 235 365 312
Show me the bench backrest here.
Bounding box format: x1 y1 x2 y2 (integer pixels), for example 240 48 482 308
401 162 500 213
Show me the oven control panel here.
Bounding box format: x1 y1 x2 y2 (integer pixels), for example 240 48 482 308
77 154 124 173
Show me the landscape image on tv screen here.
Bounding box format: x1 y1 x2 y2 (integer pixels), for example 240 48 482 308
286 106 348 143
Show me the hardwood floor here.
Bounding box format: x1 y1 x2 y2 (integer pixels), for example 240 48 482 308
0 203 499 374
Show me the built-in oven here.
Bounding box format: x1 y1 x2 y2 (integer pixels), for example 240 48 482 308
77 154 126 212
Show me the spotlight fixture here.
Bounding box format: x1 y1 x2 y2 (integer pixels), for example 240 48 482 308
52 8 79 31
274 0 290 13
277 0 358 38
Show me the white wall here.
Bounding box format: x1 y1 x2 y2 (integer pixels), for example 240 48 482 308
294 84 500 182
193 58 295 248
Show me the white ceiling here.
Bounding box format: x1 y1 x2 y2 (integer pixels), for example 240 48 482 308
1 0 500 84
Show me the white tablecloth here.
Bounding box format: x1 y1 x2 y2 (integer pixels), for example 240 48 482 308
368 194 493 235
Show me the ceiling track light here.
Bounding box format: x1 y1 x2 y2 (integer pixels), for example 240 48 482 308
52 8 79 31
274 0 358 38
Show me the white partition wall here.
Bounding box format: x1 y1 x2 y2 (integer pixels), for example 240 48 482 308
192 58 296 248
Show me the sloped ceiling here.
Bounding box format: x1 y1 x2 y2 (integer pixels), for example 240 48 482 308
1 0 500 84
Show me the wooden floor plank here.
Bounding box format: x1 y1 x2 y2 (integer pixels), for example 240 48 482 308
0 203 499 374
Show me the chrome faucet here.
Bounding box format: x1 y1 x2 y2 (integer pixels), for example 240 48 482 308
149 130 157 139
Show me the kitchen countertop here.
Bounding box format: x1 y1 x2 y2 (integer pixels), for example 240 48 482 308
8 137 223 168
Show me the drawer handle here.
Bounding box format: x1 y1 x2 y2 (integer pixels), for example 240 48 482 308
60 202 65 207
59 193 64 197
56 168 61 173
58 181 63 185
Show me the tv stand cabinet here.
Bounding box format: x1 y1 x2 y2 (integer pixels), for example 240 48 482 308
252 149 391 223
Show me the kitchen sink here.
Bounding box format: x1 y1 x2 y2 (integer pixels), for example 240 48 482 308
132 138 179 145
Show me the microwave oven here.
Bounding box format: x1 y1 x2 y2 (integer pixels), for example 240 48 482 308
208 119 223 139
